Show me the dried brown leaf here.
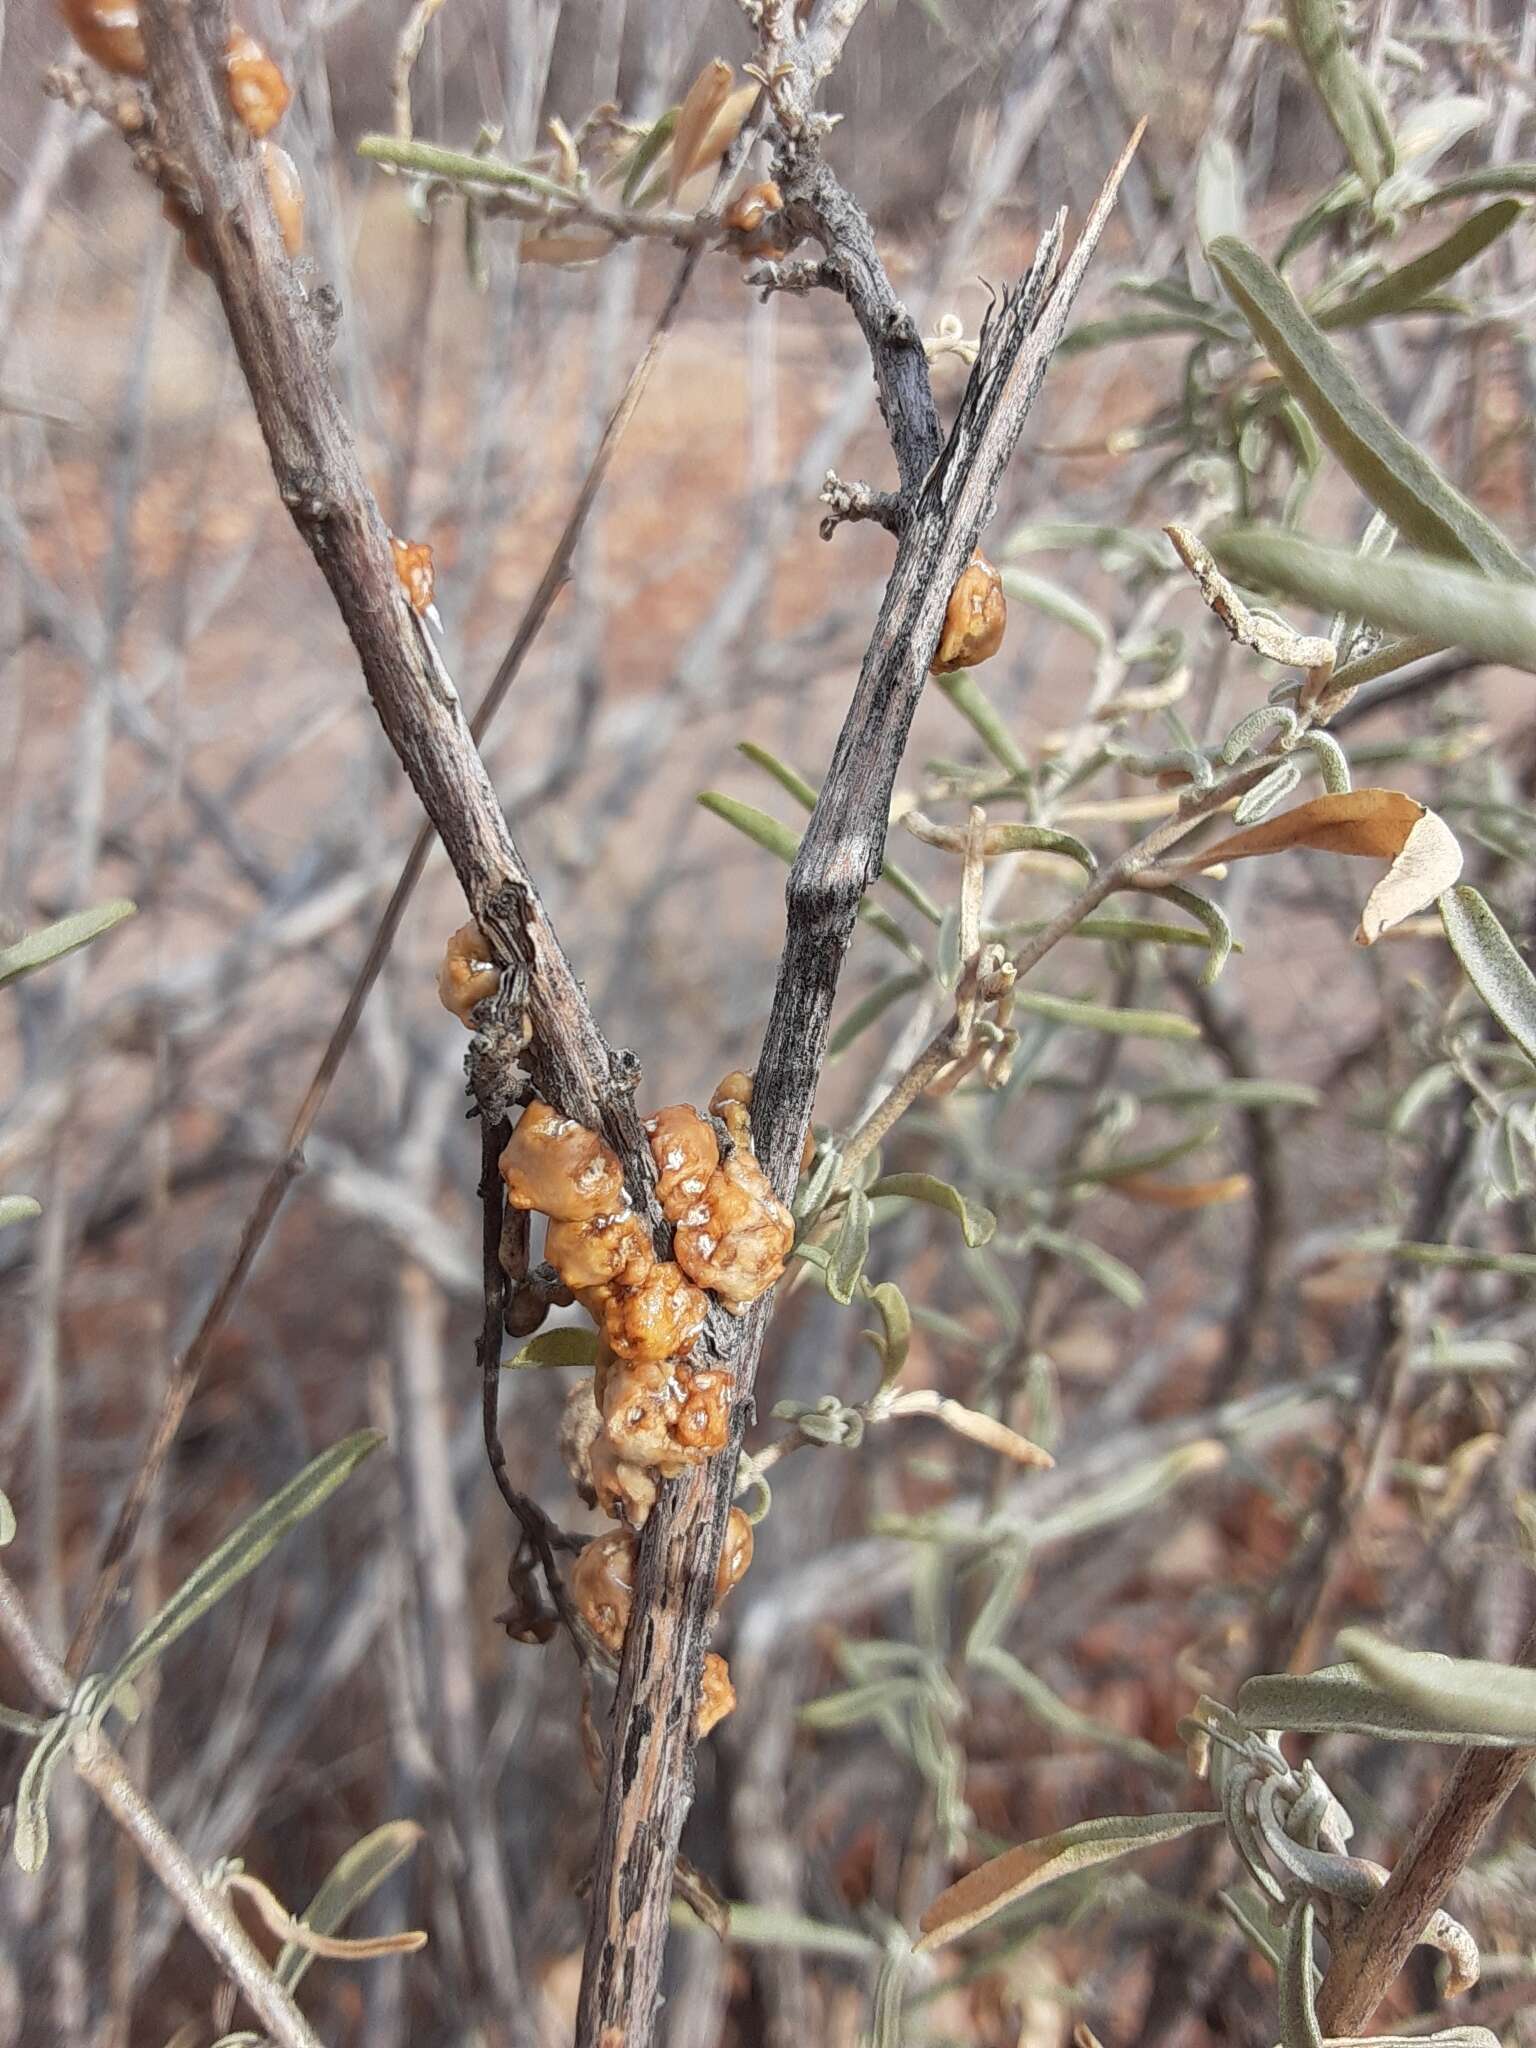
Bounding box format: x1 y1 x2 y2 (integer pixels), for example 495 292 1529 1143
1186 788 1463 941
1356 808 1463 944
669 59 733 200
1105 1171 1252 1210
519 230 615 266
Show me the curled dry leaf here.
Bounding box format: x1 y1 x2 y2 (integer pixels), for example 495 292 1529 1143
916 1811 1223 1952
1165 522 1335 700
1186 789 1463 945
519 230 615 267
887 1388 1053 1469
669 59 734 201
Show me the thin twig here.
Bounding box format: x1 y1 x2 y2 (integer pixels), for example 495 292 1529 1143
0 1567 325 2048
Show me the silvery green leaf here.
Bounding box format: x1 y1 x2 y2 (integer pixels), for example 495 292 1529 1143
1029 1227 1144 1308
829 973 928 1059
0 1197 40 1232
619 106 677 204
828 1188 871 1306
1234 760 1304 826
1440 885 1536 1069
1295 731 1352 794
1063 1123 1221 1188
1196 134 1245 248
0 1488 13 1546
698 793 921 961
1279 1899 1325 2048
1014 991 1201 1041
935 905 962 990
999 567 1110 649
865 1173 995 1249
276 1819 426 1991
1392 1241 1536 1278
915 1810 1223 1951
1317 201 1524 329
1410 1336 1523 1374
1388 1061 1460 1134
1427 163 1536 206
102 1431 383 1703
934 670 1032 781
863 1280 911 1387
0 899 136 989
503 1327 599 1370
799 1676 920 1732
1338 1628 1536 1742
1145 885 1235 985
1004 521 1170 571
1144 1079 1321 1111
1284 0 1394 192
13 1713 71 1872
1060 310 1238 354
1238 1659 1529 1744
1207 240 1533 580
1215 535 1536 670
975 1645 1184 1778
738 744 941 925
1218 1884 1291 1974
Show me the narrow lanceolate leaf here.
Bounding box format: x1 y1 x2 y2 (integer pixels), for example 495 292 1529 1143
1195 134 1245 249
1279 1899 1325 2048
103 1431 383 1702
276 1820 427 1991
1233 760 1303 826
1207 238 1535 581
829 973 928 1059
998 568 1110 648
1427 164 1536 207
698 794 920 961
1440 886 1536 1067
1146 885 1233 985
828 1187 871 1306
0 1197 41 1232
915 1811 1222 1951
1339 1629 1536 1744
1214 533 1536 674
504 1327 600 1370
1014 990 1202 1039
1392 1241 1536 1278
0 1487 14 1546
1237 1660 1529 1745
863 1281 912 1386
1317 200 1525 329
0 898 136 988
738 744 942 924
13 1714 71 1872
1284 0 1394 191
902 810 1098 875
865 1173 995 1250
1029 1227 1145 1308
619 107 677 205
